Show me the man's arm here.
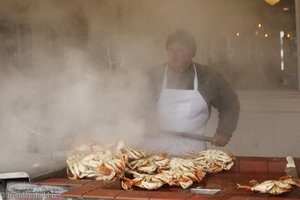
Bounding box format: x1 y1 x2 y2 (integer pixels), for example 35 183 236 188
209 70 240 146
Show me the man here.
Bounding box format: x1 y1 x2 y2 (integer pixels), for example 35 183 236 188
144 28 240 155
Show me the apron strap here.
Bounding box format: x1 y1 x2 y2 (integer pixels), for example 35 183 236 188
162 63 198 91
162 65 168 89
193 63 198 91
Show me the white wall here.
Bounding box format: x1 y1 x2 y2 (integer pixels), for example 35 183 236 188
213 0 298 157
206 91 300 157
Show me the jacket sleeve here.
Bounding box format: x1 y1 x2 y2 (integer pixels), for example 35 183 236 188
209 70 240 136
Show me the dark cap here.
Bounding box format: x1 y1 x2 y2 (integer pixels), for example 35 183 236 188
166 28 197 57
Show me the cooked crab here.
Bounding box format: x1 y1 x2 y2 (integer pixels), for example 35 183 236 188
122 146 150 160
237 176 300 195
161 157 205 189
121 171 171 190
168 157 205 181
191 149 234 173
128 154 170 174
67 153 89 179
278 175 299 185
66 142 126 181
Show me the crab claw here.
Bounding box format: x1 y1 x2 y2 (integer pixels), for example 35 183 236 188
236 183 252 190
249 180 259 186
195 168 204 182
228 152 236 160
157 167 163 174
98 164 113 175
118 153 127 169
179 176 193 189
121 178 134 190
279 175 300 187
67 167 77 179
279 175 292 180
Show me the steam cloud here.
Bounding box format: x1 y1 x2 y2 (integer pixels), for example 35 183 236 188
0 0 296 167
0 0 155 158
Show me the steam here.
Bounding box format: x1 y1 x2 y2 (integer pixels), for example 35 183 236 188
0 0 296 161
0 0 155 157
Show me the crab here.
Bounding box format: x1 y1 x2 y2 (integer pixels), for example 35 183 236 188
66 142 127 181
121 171 172 190
169 158 205 179
80 150 112 167
190 149 234 173
128 154 170 174
237 176 300 195
95 154 127 180
168 158 196 171
280 176 300 187
175 174 194 189
67 153 90 179
132 174 166 190
121 146 150 160
164 157 205 189
68 144 235 191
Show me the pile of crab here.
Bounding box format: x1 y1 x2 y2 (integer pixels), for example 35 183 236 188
66 142 234 190
66 141 127 181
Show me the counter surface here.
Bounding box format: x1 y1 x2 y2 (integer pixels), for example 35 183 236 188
7 156 300 200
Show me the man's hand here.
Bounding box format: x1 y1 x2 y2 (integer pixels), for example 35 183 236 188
211 133 231 147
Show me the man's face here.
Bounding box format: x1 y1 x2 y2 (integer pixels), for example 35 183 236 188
167 41 193 72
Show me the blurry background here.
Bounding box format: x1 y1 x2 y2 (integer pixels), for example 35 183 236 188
0 0 299 162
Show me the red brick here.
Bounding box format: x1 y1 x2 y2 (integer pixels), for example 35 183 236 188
239 159 268 173
238 156 267 160
228 158 240 173
187 194 228 200
61 189 89 198
38 178 71 186
67 179 92 187
83 188 125 199
100 180 123 189
61 184 102 198
150 192 194 200
116 190 158 200
186 194 215 200
227 195 268 200
83 180 114 187
267 197 300 200
267 160 286 174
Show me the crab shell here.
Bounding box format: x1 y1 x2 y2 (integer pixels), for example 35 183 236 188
237 176 300 195
66 144 126 181
251 180 292 195
137 164 159 174
279 176 300 187
168 158 196 171
128 155 169 174
121 174 165 190
178 175 194 189
122 147 149 160
66 154 87 179
192 149 234 173
135 179 165 190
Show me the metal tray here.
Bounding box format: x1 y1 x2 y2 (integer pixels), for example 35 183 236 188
190 188 221 195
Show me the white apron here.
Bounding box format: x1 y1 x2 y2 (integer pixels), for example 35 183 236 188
144 63 210 155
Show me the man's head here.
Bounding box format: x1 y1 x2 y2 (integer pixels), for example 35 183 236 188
166 29 197 72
